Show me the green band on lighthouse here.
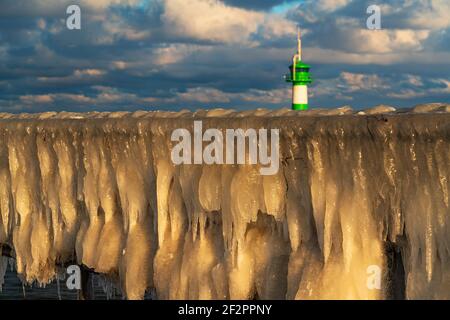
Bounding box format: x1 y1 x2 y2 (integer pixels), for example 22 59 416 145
292 103 309 110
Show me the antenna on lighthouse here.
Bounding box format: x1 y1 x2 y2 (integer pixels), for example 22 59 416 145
297 27 302 61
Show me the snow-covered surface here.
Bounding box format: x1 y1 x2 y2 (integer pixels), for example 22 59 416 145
0 104 449 299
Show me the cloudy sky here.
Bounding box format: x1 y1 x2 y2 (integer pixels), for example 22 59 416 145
0 0 449 113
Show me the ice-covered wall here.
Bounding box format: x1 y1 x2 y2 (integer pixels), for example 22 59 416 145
0 104 449 299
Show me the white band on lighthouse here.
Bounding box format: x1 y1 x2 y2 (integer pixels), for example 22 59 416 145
293 85 308 105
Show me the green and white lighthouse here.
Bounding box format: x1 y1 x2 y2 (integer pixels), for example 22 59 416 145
285 29 312 110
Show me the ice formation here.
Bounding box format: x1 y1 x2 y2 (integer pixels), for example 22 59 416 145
0 104 449 299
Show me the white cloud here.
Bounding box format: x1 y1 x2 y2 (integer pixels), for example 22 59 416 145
241 88 291 104
176 87 232 103
316 18 431 54
353 29 430 53
38 69 106 83
314 72 450 101
92 86 138 103
431 79 450 94
16 86 285 108
405 75 423 87
162 0 297 45
20 95 54 104
58 94 94 103
111 61 128 70
339 72 388 92
102 13 152 42
407 0 450 30
172 87 291 104
316 0 352 12
80 0 141 10
19 93 93 104
305 47 450 65
313 72 388 99
387 90 425 99
163 0 264 44
291 0 352 23
37 18 47 30
74 69 106 77
153 44 213 65
259 14 298 40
